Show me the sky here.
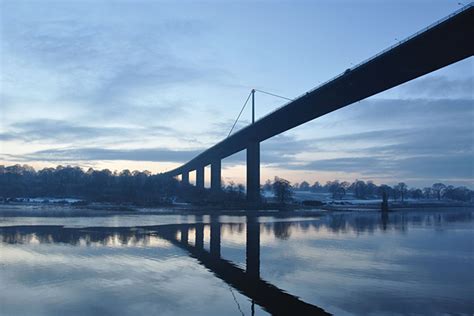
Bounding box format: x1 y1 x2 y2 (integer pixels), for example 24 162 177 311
0 0 473 188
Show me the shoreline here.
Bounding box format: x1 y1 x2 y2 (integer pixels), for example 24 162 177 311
0 200 472 218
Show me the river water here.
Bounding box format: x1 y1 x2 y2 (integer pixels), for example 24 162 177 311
0 207 473 315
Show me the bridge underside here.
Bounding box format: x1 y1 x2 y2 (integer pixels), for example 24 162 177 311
164 6 473 202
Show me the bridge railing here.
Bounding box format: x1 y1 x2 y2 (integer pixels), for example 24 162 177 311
348 3 472 74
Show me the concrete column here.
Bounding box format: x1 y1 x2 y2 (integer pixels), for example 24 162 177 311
196 166 205 189
211 160 221 192
182 171 189 185
246 141 260 203
246 216 260 278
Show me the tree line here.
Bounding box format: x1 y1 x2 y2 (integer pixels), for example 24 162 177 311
0 164 247 206
0 164 179 205
0 164 472 205
262 178 473 202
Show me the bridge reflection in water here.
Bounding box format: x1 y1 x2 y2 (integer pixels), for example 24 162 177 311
154 216 330 315
0 217 330 315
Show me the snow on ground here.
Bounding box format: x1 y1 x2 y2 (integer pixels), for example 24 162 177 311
25 197 83 203
271 190 461 206
282 190 383 204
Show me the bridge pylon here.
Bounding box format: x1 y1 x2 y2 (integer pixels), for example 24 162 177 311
181 171 189 185
211 160 221 192
196 166 205 189
246 141 260 204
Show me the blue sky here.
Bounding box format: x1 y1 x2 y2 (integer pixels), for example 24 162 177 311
0 0 472 188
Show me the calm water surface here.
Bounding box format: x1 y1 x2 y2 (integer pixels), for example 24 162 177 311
0 208 473 315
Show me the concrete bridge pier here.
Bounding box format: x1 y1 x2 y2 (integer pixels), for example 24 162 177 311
181 171 189 185
196 166 205 189
246 141 260 203
211 160 221 192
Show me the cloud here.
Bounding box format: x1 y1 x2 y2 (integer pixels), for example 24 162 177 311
399 76 473 99
303 129 409 147
341 98 473 129
1 5 231 126
6 147 202 163
9 120 128 141
273 125 474 183
286 156 391 173
261 134 317 153
0 134 16 141
284 154 473 183
284 154 469 175
396 155 474 179
302 124 474 157
3 119 178 144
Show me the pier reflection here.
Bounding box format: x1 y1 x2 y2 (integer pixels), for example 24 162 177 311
157 216 329 315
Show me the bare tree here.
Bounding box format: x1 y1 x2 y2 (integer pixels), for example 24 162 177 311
396 182 408 202
432 183 446 201
272 177 293 204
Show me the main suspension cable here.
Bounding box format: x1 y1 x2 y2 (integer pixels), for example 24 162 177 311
254 89 294 101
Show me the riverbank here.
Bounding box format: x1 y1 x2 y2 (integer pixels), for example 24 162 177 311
0 199 472 219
